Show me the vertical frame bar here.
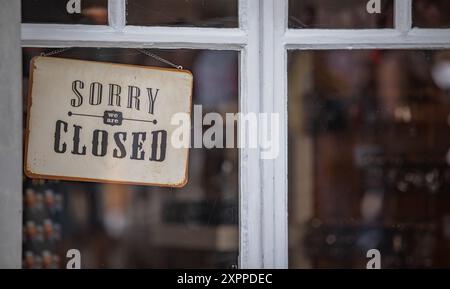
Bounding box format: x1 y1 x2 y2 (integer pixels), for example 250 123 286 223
395 0 412 32
260 0 289 268
239 0 263 269
261 0 276 267
108 0 126 31
0 0 22 269
240 0 289 269
273 0 289 269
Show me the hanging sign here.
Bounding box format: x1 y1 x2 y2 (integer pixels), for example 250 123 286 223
25 57 192 187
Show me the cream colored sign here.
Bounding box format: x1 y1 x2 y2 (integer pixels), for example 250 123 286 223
25 57 192 187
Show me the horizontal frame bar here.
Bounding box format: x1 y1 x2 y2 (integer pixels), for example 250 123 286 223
23 25 450 51
21 24 247 49
284 29 450 49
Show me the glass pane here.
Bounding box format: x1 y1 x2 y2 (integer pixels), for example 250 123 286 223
289 49 450 268
413 0 450 28
22 0 108 25
22 47 239 269
289 0 393 29
126 0 238 28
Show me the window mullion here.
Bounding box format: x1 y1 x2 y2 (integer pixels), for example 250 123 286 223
239 0 263 269
273 0 289 269
108 0 126 31
260 0 288 269
395 0 412 32
238 0 248 31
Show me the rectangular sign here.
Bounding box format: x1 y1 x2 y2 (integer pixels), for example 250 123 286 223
25 57 192 187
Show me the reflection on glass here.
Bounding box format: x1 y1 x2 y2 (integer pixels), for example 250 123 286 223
22 0 108 25
22 48 239 269
288 0 393 28
289 50 450 268
126 0 238 28
413 0 450 28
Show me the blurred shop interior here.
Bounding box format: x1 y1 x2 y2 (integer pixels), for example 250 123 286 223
22 47 239 269
21 0 239 269
288 0 450 268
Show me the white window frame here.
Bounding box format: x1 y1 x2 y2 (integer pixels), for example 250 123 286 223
18 0 450 269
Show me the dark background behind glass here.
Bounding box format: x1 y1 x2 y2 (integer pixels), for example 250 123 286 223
22 0 108 25
413 0 450 28
127 0 238 28
288 0 393 29
21 0 238 28
22 48 239 269
288 49 450 268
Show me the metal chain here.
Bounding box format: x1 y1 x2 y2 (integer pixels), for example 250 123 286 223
39 47 183 70
136 49 183 70
40 47 73 57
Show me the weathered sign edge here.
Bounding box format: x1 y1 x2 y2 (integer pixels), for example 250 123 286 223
24 56 193 188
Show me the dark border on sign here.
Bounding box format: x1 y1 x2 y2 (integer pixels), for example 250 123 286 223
24 56 193 188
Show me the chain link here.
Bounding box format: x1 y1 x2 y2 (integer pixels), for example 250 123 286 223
136 49 183 70
39 47 183 70
40 47 73 57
